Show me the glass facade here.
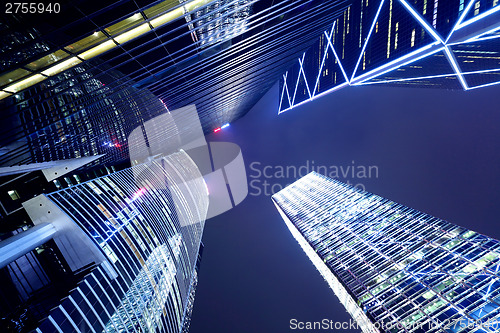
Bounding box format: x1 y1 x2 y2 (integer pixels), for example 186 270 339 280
273 172 500 333
0 150 208 333
0 0 349 144
279 0 500 113
182 0 252 48
0 60 167 168
38 150 207 333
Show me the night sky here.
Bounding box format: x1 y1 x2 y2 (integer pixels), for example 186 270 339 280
188 82 500 333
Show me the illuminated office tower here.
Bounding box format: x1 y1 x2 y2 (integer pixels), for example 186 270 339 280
0 60 167 168
279 0 500 112
273 172 500 333
0 150 208 332
0 0 348 148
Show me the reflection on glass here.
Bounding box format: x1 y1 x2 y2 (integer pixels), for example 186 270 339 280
150 8 184 28
41 57 82 76
0 91 12 99
25 49 71 71
114 24 151 44
0 0 218 99
79 40 117 60
0 68 31 87
105 13 144 36
64 31 108 53
4 74 45 93
144 0 179 18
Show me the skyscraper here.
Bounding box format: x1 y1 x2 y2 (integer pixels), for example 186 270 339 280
279 0 500 113
273 172 500 333
0 0 348 166
0 150 208 332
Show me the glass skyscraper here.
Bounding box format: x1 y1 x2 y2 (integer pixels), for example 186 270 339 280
0 0 348 147
0 150 208 332
279 0 500 113
273 172 500 333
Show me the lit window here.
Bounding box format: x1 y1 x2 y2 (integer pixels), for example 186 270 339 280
0 68 30 87
25 49 70 71
4 74 45 93
105 13 144 36
144 0 177 18
64 177 74 187
64 31 107 53
41 58 82 77
79 40 117 60
73 175 82 184
114 24 151 44
0 91 12 100
7 190 20 201
433 0 439 27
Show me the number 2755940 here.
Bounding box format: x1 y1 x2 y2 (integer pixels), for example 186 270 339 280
5 3 61 14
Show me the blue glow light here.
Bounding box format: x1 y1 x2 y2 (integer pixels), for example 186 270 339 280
456 4 500 30
279 0 500 113
445 0 475 43
398 0 444 44
459 25 500 44
467 79 500 90
312 24 335 97
353 43 442 84
345 67 500 86
292 53 312 105
351 0 386 82
278 72 288 112
278 82 349 114
325 30 349 84
299 54 312 100
359 73 456 85
444 46 468 90
221 123 230 129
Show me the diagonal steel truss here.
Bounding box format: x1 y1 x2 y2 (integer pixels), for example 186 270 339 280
279 0 500 114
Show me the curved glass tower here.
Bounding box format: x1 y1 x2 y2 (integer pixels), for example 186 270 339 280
14 150 209 333
273 172 500 333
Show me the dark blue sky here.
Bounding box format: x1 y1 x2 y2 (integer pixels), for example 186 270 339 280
189 82 500 333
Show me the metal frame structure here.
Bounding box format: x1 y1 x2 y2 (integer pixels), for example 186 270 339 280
279 0 500 114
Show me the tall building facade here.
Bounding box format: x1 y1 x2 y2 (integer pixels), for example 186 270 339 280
0 150 208 333
0 0 349 157
279 0 500 113
273 172 500 333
